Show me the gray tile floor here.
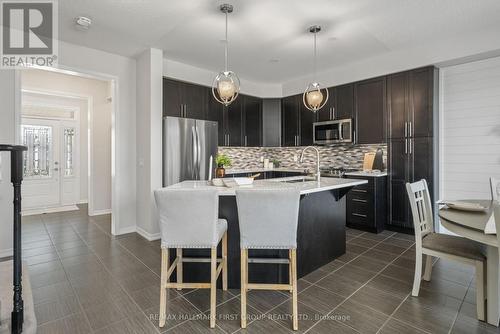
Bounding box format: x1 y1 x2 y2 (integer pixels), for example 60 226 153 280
15 206 500 333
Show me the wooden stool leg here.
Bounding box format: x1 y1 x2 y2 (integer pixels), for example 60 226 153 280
475 260 486 321
291 249 298 331
159 248 169 327
210 247 217 328
176 248 183 290
289 249 293 293
222 232 228 291
241 249 248 328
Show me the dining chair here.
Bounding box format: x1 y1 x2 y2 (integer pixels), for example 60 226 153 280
491 177 499 201
154 188 228 329
406 179 486 321
235 187 301 330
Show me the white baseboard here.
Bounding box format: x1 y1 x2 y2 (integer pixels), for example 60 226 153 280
136 226 161 241
89 209 112 216
115 226 136 235
0 248 13 259
22 205 79 216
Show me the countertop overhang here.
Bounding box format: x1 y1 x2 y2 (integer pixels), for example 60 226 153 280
164 177 368 196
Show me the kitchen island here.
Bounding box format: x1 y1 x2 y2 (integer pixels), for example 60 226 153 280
165 177 367 288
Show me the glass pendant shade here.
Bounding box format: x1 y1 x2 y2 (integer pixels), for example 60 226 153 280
212 4 240 106
212 70 240 106
303 82 329 112
303 25 328 112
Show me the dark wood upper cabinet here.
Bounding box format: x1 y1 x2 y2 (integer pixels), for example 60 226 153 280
334 84 354 120
226 97 243 146
243 96 262 147
207 89 225 146
281 95 300 146
163 78 183 117
355 77 387 144
387 72 409 139
410 67 435 138
317 88 335 121
182 82 207 120
299 98 316 146
388 67 435 139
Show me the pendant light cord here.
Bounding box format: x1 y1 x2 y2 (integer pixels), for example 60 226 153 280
224 11 228 72
313 31 317 83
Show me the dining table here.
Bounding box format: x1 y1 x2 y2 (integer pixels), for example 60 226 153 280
439 199 500 326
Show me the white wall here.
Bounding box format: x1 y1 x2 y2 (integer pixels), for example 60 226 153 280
0 41 137 256
136 48 163 240
163 58 283 98
0 70 17 257
283 28 500 97
21 70 112 212
440 56 500 201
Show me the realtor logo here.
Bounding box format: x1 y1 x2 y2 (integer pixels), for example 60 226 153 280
1 0 58 68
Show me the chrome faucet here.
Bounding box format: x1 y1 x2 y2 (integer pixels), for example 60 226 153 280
299 146 321 182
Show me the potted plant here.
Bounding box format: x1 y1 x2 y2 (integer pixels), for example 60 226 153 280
215 154 232 178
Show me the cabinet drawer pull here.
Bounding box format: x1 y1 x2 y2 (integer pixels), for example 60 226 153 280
352 199 367 203
352 189 367 193
352 213 367 218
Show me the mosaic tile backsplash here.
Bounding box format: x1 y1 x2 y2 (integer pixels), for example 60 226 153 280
218 144 387 170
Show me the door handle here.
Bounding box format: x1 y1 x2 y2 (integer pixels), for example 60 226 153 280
196 126 201 179
245 135 248 147
404 122 408 137
180 105 184 118
409 121 413 137
405 138 408 154
409 138 412 155
192 127 197 179
332 107 335 120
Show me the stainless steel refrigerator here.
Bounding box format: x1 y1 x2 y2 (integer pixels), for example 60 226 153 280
163 116 218 186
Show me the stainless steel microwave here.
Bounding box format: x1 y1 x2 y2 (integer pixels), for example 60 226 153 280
313 119 353 145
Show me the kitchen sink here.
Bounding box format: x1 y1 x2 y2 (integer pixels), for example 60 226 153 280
280 176 317 183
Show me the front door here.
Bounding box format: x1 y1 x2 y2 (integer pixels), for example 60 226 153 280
21 118 79 211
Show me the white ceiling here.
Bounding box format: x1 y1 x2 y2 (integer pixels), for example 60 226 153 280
59 0 500 84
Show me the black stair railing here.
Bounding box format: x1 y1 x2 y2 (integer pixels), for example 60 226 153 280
0 144 27 334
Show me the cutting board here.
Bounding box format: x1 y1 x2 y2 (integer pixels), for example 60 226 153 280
363 152 376 170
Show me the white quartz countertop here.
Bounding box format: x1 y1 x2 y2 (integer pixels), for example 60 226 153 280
344 171 388 177
224 167 309 175
165 177 368 196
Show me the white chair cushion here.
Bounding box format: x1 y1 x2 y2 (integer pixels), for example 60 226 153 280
422 232 485 261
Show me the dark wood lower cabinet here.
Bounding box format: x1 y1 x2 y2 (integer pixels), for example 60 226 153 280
346 175 387 233
387 136 434 232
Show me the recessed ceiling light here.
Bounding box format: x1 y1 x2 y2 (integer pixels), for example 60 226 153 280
269 58 280 63
328 36 338 42
75 16 92 30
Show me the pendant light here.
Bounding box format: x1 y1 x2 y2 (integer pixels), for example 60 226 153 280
212 4 240 106
303 25 328 112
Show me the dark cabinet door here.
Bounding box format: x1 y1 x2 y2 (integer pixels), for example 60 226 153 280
281 95 299 146
243 96 262 146
388 138 411 229
334 84 354 120
387 72 409 139
207 90 225 146
182 82 206 120
226 97 243 146
317 87 335 121
299 97 316 146
410 137 433 185
163 78 183 117
410 67 434 138
355 77 387 144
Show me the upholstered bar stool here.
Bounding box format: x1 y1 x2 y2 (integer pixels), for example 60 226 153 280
406 180 486 321
154 188 228 329
235 188 301 330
